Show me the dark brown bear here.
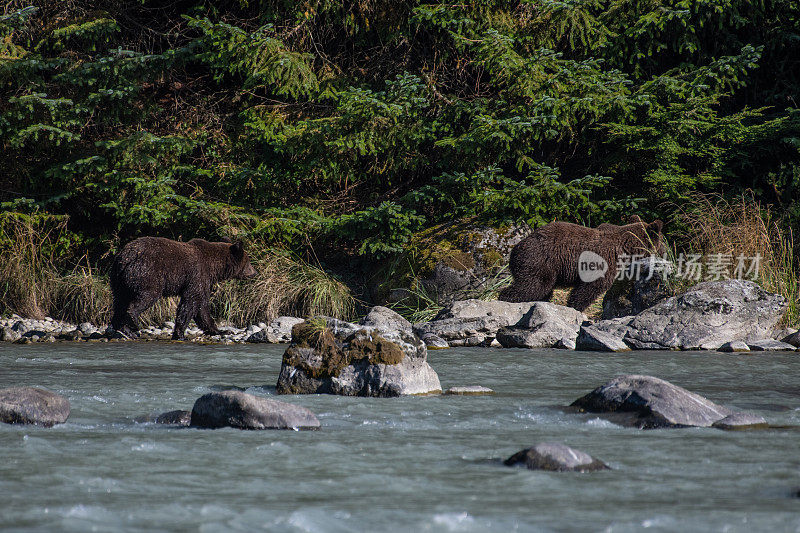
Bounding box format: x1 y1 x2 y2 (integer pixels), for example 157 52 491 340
498 217 665 311
110 237 257 340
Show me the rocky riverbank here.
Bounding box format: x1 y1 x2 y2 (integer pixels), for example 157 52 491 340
2 279 797 352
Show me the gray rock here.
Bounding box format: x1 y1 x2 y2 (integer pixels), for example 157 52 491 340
554 337 576 350
433 299 536 322
0 387 70 427
421 333 449 349
276 318 441 397
571 374 759 429
623 280 787 350
359 306 413 335
747 339 797 351
155 410 192 425
266 316 305 343
782 331 800 347
772 327 797 340
576 325 631 352
602 256 673 319
78 322 96 335
245 329 268 343
444 386 494 395
190 391 320 430
712 412 768 430
504 443 609 472
415 299 541 346
245 316 305 343
718 341 750 352
414 315 508 347
1 327 21 342
495 303 586 349
245 325 262 336
592 316 635 338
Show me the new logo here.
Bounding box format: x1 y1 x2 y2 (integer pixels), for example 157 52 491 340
578 251 608 282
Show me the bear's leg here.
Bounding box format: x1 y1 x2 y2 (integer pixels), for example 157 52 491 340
173 296 200 340
111 294 132 335
567 278 611 312
122 293 160 335
195 303 220 336
499 270 556 303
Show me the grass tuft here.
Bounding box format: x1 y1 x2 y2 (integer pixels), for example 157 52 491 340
674 192 799 326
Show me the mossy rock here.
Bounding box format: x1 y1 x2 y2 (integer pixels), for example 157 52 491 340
283 321 348 379
282 322 405 380
346 332 405 365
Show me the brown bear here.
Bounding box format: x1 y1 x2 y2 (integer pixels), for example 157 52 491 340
110 237 257 340
498 217 665 311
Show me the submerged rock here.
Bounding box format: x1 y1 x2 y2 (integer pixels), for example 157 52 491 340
495 302 586 349
276 315 441 397
623 280 787 350
155 410 192 425
190 391 319 430
504 443 608 472
712 413 769 430
571 375 764 429
747 339 797 351
718 341 750 353
0 387 70 427
444 386 494 395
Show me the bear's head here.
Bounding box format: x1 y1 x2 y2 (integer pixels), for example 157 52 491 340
620 218 666 257
225 241 257 280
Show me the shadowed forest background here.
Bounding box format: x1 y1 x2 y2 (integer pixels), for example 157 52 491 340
1 0 799 325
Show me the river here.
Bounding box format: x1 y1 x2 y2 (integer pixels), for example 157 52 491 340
1 342 799 531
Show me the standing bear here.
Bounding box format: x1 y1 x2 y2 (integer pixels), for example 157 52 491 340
498 216 665 311
110 237 257 339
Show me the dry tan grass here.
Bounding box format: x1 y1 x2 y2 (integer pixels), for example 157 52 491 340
675 192 798 326
212 251 356 326
0 213 65 320
551 288 604 320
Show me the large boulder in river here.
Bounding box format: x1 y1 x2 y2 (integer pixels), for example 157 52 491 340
623 280 787 350
504 443 609 472
414 299 539 347
190 390 320 430
495 303 586 349
0 387 70 427
602 256 674 319
276 316 441 397
571 375 766 429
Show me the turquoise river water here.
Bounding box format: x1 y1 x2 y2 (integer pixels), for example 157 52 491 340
1 342 799 532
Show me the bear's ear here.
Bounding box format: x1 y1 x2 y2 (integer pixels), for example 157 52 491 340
649 220 664 234
230 241 244 258
628 214 643 224
220 236 232 243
